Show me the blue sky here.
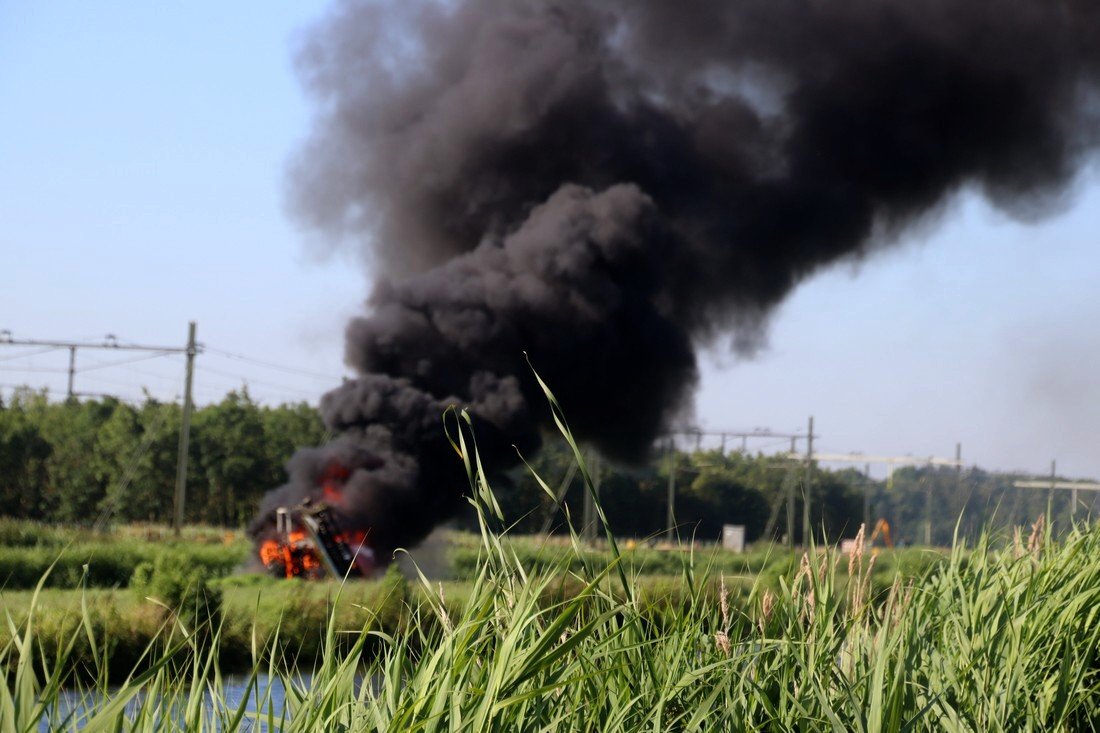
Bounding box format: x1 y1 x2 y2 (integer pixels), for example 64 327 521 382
2 1 1098 480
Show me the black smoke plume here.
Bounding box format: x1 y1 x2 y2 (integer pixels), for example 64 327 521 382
252 0 1100 560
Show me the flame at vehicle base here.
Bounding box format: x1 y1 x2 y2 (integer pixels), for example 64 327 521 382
254 458 379 580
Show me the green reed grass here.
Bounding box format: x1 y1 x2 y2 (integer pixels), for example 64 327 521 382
3 379 1099 730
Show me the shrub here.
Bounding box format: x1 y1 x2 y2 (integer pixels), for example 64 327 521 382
0 540 248 590
130 552 223 631
0 518 69 547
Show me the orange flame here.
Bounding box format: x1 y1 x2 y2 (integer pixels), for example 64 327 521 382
260 530 325 578
321 461 351 504
259 539 282 567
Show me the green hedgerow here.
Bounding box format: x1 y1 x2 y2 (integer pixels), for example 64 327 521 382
130 552 223 632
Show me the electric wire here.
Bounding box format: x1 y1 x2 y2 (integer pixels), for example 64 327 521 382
0 346 60 362
110 362 185 386
195 362 322 399
0 365 70 374
77 351 175 373
2 338 336 405
80 372 173 392
203 345 345 382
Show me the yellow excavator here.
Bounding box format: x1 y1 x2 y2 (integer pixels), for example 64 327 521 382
869 518 894 549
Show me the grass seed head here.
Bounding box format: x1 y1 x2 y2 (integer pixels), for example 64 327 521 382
1027 514 1045 557
719 574 730 631
715 630 731 657
848 523 866 578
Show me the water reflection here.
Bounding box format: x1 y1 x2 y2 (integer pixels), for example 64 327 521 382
41 674 301 732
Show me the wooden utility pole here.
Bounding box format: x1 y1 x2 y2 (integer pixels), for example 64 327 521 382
802 416 814 546
786 461 796 549
173 322 197 536
923 475 932 546
1050 459 1057 521
863 462 872 531
66 346 77 399
955 444 962 493
787 435 798 548
1069 465 1079 526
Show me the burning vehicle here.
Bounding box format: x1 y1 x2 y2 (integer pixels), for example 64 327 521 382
257 499 375 579
250 454 384 580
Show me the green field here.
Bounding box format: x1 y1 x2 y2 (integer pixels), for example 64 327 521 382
0 520 950 680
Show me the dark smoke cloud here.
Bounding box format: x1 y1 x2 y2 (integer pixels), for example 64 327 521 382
255 0 1100 559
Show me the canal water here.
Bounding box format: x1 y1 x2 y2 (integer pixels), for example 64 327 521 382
40 674 297 732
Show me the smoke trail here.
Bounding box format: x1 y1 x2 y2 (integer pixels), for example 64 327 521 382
253 0 1100 559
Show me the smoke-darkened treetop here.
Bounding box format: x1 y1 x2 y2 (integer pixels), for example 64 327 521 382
253 0 1100 557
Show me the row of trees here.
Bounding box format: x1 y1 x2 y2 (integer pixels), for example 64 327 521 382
875 464 1092 546
499 442 1096 545
499 444 865 545
0 388 324 526
1 387 1092 543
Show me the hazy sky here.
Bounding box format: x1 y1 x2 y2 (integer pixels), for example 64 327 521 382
2 1 1098 480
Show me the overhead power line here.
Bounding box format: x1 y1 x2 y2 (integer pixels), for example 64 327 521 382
0 324 199 537
0 346 60 362
1014 480 1100 491
0 331 196 353
0 365 70 374
1016 458 1100 530
196 362 323 399
783 450 964 470
0 330 200 400
107 361 188 386
203 345 345 382
76 351 175 373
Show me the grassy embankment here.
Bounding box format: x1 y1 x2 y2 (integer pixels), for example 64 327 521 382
0 517 947 682
0 521 247 589
1 475 1097 727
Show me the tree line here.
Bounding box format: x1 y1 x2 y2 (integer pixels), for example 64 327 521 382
497 442 1095 545
0 388 324 526
1 387 1090 543
498 444 862 545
